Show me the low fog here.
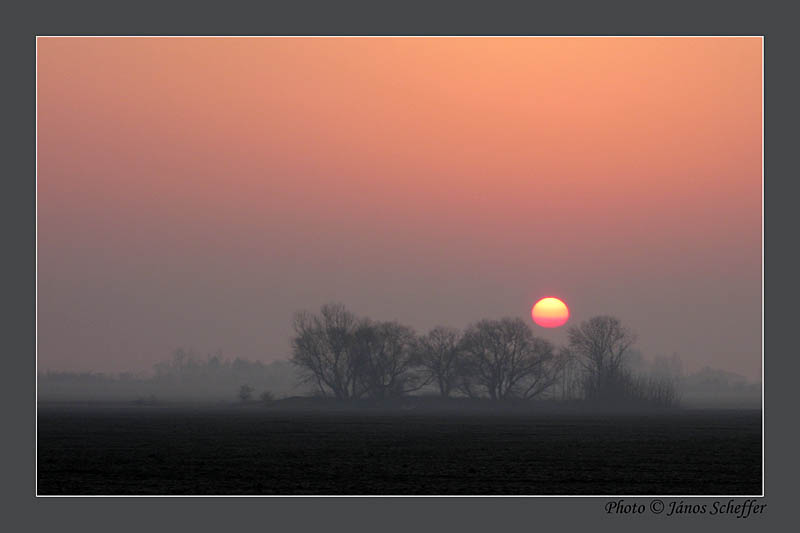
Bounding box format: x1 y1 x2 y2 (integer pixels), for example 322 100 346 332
38 304 761 409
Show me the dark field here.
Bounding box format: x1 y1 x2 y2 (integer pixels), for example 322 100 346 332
37 405 761 495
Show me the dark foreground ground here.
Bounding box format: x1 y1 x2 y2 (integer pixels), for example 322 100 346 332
37 404 761 495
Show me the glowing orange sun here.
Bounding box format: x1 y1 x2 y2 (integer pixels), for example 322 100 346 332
531 297 570 328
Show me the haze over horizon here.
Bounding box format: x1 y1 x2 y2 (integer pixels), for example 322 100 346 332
37 37 762 379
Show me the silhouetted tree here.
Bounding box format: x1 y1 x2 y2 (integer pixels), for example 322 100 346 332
290 303 369 399
355 320 425 399
644 374 681 407
416 326 464 397
238 384 254 402
553 346 582 400
568 315 636 403
567 316 679 407
460 318 563 400
260 390 274 403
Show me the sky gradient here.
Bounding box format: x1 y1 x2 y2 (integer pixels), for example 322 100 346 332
37 37 762 378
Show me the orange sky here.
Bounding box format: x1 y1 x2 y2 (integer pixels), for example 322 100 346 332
37 37 762 377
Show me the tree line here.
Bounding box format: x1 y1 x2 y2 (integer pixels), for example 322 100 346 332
290 303 680 407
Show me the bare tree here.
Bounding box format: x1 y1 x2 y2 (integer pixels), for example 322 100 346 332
238 384 254 402
553 346 582 400
259 390 275 403
460 318 563 400
355 320 425 399
416 326 463 397
643 374 681 407
567 315 637 403
290 303 369 400
647 353 683 407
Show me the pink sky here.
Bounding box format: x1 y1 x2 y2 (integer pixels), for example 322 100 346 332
38 37 762 378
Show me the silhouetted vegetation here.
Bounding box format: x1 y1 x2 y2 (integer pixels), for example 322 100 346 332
259 391 275 404
37 302 760 409
290 303 678 408
238 384 254 402
416 326 463 397
38 353 306 402
458 318 563 400
558 315 680 407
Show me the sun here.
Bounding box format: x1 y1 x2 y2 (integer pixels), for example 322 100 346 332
531 297 570 328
